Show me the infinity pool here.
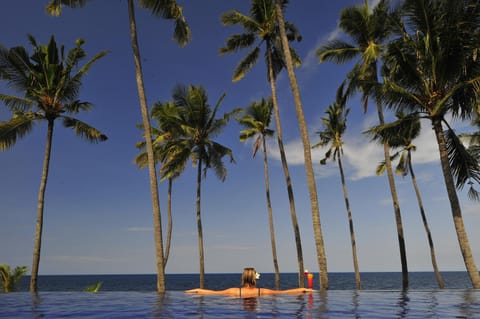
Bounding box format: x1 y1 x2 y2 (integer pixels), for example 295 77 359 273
1 290 480 318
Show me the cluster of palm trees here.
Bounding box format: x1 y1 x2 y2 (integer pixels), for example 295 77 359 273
135 84 238 289
1 0 479 293
318 0 480 289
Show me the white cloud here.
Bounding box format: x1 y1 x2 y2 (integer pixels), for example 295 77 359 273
265 114 443 182
301 28 342 72
343 137 383 180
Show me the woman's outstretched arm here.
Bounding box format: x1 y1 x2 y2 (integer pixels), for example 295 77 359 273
185 288 238 295
260 288 315 295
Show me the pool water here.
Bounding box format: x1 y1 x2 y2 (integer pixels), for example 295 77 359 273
2 290 480 318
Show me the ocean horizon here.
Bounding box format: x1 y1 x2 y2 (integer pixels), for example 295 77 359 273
12 271 474 292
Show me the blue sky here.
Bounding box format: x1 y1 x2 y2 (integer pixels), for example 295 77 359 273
1 0 479 276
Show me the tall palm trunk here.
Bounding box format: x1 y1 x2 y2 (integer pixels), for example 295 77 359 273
267 43 305 288
407 151 444 288
164 178 173 266
337 155 361 289
262 137 280 289
196 159 205 288
127 0 165 292
432 118 480 288
275 1 328 289
374 92 408 289
30 119 54 292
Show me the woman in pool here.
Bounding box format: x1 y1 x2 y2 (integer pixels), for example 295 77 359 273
185 267 315 297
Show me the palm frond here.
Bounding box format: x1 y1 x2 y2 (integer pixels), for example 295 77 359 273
0 46 32 92
173 16 192 47
71 49 109 84
221 10 258 31
445 127 480 190
219 33 256 55
205 141 234 181
317 40 360 64
0 94 34 112
45 0 90 16
64 100 92 114
138 1 191 46
134 151 149 169
376 160 387 175
62 117 107 143
0 112 39 150
467 183 480 201
232 47 260 82
239 128 257 142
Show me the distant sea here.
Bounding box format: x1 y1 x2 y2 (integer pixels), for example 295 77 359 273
14 271 474 291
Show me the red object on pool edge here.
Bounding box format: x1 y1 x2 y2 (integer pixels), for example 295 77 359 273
307 273 313 289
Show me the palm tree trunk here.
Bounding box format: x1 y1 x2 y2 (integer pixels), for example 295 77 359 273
262 138 280 289
267 43 305 288
275 1 328 289
374 94 408 289
407 151 444 288
164 178 173 266
337 155 361 290
30 119 54 292
196 159 205 288
127 0 165 292
432 118 480 288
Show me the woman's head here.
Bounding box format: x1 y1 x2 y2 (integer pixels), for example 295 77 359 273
241 267 257 287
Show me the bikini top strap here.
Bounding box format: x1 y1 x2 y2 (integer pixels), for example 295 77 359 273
258 287 261 296
239 287 242 297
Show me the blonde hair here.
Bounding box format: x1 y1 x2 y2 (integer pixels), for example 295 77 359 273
241 267 257 287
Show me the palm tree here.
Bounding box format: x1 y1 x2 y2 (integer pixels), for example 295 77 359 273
313 85 361 289
380 0 480 288
45 0 191 292
0 264 28 293
238 97 280 289
220 0 306 288
275 0 330 289
366 111 445 288
159 84 237 288
0 35 107 292
135 102 185 267
316 0 408 289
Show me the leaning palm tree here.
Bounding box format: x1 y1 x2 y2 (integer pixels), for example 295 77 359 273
0 35 107 292
46 0 191 292
238 97 280 289
366 111 445 288
0 264 28 293
135 102 185 267
316 0 408 289
312 85 361 289
220 0 306 288
275 0 329 289
381 0 480 288
159 84 237 288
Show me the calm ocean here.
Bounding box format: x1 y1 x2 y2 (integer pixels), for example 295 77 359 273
2 272 480 318
12 271 475 291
